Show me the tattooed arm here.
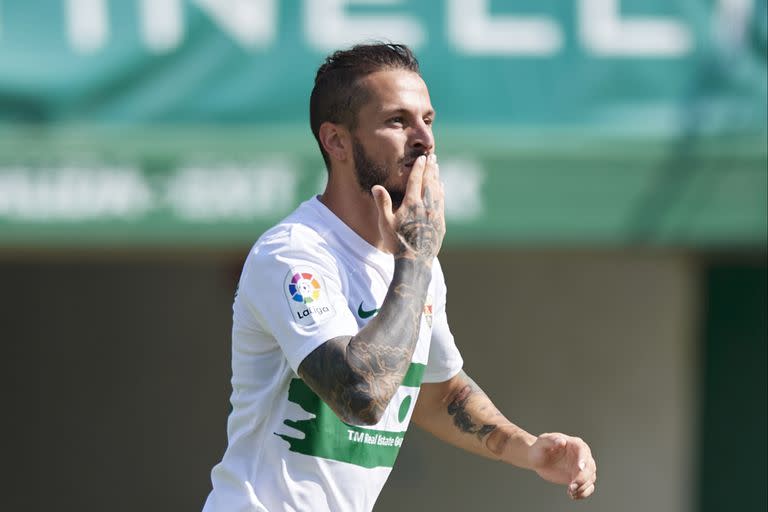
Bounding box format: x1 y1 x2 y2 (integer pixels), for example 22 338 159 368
298 259 431 426
299 154 444 426
413 371 598 500
412 371 535 464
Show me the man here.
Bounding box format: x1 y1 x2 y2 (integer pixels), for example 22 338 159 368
203 43 596 511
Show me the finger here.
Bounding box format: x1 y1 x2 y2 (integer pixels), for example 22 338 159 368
405 154 427 201
423 153 438 181
566 436 592 470
540 433 568 451
422 173 445 207
529 434 568 468
425 153 438 177
371 185 395 225
572 483 595 500
423 163 441 203
567 475 594 499
573 473 596 497
568 458 595 497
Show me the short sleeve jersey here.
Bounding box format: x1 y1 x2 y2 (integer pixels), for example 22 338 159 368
203 196 463 512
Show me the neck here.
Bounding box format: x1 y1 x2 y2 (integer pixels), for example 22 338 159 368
319 172 387 252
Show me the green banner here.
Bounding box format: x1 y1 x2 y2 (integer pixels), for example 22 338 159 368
0 1 765 247
1 0 765 128
0 126 764 247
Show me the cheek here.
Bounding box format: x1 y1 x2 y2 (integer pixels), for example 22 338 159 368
374 131 406 154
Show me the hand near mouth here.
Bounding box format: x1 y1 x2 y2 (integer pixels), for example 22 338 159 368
372 153 444 263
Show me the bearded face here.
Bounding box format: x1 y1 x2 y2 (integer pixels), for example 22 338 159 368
344 70 435 209
352 136 429 210
352 136 405 209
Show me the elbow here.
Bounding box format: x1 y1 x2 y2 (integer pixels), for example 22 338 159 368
347 412 383 427
343 387 385 426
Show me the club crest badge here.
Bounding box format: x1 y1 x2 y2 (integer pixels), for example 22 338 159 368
423 294 433 328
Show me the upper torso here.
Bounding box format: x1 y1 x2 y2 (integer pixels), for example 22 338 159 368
203 197 462 512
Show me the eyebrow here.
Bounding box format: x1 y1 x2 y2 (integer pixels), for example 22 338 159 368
379 107 436 118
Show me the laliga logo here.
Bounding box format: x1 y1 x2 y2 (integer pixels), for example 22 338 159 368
288 272 321 304
288 271 330 321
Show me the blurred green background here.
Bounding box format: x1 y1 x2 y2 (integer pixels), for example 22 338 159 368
1 1 765 511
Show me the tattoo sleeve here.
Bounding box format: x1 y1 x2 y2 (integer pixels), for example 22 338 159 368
298 187 443 426
299 258 431 425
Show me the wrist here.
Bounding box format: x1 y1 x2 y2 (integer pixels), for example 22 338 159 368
393 255 433 288
394 245 434 267
522 434 539 471
486 424 537 469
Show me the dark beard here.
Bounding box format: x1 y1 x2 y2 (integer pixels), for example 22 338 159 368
352 137 406 209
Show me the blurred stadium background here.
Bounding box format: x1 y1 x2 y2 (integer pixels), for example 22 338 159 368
1 1 765 511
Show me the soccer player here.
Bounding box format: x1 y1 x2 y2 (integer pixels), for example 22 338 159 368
203 43 596 511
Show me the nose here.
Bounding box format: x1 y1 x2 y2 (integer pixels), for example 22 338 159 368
410 120 434 154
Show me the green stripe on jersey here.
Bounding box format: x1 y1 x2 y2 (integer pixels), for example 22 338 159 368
276 363 426 469
401 363 425 388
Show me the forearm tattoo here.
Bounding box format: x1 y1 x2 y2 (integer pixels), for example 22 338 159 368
447 373 499 441
299 258 432 425
299 180 443 425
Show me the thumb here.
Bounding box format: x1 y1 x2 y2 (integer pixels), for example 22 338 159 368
371 185 394 224
530 434 567 467
539 433 567 450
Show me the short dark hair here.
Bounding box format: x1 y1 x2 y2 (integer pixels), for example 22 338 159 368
309 43 421 170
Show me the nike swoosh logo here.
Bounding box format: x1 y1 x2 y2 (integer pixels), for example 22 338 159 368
357 302 379 319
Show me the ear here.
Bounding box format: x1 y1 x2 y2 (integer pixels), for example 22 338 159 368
318 122 350 163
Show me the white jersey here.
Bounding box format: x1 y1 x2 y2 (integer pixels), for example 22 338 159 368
203 196 463 512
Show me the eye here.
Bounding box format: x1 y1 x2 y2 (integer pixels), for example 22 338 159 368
423 117 434 126
388 116 404 125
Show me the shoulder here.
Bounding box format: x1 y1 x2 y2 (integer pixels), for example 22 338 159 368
253 221 327 255
243 221 341 284
249 198 335 259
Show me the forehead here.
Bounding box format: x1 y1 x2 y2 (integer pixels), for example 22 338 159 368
357 69 432 114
